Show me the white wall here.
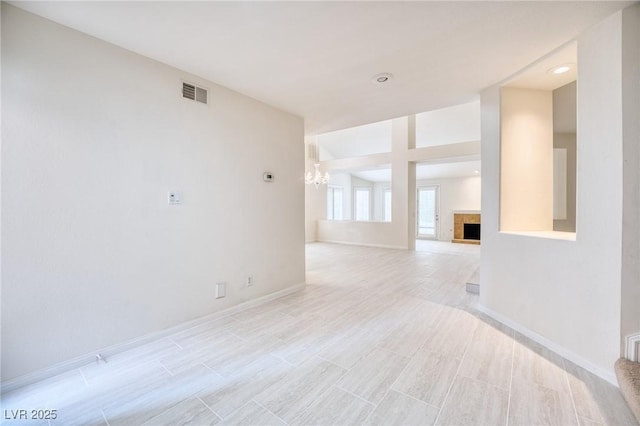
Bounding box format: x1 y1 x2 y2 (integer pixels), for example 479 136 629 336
553 82 577 232
416 101 480 147
553 133 577 232
318 119 392 160
417 177 481 242
0 1 4 385
500 87 553 232
2 5 305 381
620 4 640 352
481 8 635 381
553 81 577 134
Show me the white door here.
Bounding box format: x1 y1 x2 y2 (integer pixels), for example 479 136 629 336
417 186 439 239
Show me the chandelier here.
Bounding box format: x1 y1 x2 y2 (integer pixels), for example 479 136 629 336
305 163 330 188
305 141 330 188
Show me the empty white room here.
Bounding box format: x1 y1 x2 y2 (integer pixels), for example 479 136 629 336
2 1 640 425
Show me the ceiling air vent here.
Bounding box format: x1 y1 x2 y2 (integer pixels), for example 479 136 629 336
182 81 208 104
195 87 207 104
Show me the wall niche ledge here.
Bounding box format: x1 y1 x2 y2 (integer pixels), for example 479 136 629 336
499 230 576 241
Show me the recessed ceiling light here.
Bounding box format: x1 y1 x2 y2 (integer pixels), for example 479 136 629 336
549 64 572 75
372 73 393 83
474 170 479 174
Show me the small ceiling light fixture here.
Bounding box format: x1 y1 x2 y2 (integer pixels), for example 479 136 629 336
474 170 480 174
373 73 394 83
549 64 572 75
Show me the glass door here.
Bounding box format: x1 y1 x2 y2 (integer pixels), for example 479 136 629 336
417 186 439 239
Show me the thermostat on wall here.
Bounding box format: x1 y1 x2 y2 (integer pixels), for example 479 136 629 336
263 172 274 182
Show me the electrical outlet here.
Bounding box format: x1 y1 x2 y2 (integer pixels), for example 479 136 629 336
247 276 253 287
216 282 226 299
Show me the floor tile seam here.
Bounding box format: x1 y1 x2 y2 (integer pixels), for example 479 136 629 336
78 367 90 387
454 369 511 393
251 398 290 425
196 361 227 381
165 321 237 348
231 314 297 330
333 379 375 405
225 328 257 343
259 355 341 397
576 414 606 425
518 347 568 371
265 383 336 426
510 373 577 396
505 337 516 426
390 387 442 411
408 345 464 365
100 409 110 426
166 336 184 350
270 352 297 368
137 397 200 426
306 333 355 361
432 320 475 426
372 343 419 360
169 334 233 352
314 354 353 373
84 345 184 370
410 323 452 356
195 395 225 421
158 360 175 377
82 359 173 387
107 370 209 418
160 344 227 366
332 384 377 408
360 387 392 424
230 353 290 379
561 357 586 426
388 338 430 399
318 357 351 382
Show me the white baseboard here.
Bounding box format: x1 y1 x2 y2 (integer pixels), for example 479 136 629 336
626 333 640 362
316 239 406 250
1 283 306 394
477 304 619 387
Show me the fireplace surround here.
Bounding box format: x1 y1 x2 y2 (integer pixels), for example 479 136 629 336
452 211 481 244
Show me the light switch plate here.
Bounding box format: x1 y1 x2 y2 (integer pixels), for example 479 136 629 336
168 191 182 205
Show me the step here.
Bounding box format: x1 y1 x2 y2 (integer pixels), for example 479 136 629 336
615 358 640 423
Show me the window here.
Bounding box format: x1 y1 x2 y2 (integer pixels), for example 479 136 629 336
384 189 392 222
327 186 343 220
353 187 372 221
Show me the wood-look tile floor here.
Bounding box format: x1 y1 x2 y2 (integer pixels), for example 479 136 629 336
2 242 637 426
